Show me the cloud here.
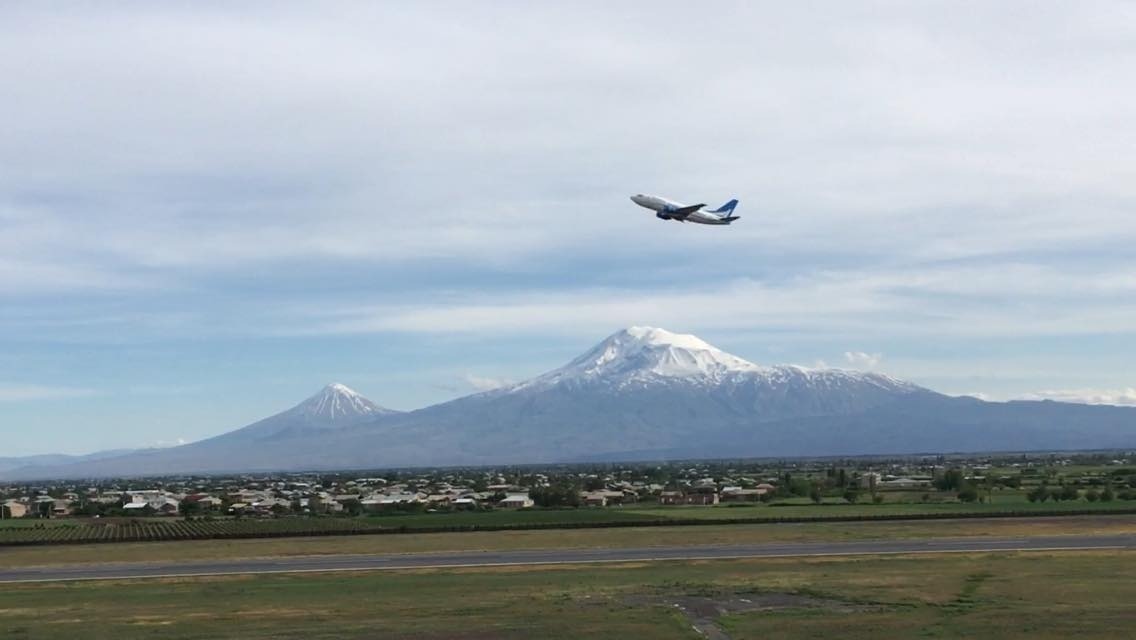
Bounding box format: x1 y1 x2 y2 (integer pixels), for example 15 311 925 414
297 264 1136 341
0 3 1134 453
148 437 188 449
0 385 97 402
844 351 882 369
1019 388 1136 406
463 374 515 392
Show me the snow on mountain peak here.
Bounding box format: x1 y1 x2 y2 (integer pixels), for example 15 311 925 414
516 327 764 390
300 383 389 421
620 326 717 351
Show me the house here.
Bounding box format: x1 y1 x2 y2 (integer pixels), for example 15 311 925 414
2 500 27 518
498 493 534 509
124 490 180 513
720 488 765 502
684 490 719 506
187 495 224 510
251 498 291 513
581 491 609 507
880 477 926 489
51 498 75 516
227 502 250 514
307 493 343 514
658 490 719 506
860 472 882 489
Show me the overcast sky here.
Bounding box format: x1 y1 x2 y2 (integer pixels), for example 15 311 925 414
2 2 1134 455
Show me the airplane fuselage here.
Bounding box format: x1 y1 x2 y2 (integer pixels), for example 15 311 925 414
630 194 738 225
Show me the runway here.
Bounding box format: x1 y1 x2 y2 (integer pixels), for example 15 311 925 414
1 534 1132 583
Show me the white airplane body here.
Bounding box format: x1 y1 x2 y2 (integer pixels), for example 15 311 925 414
630 194 739 225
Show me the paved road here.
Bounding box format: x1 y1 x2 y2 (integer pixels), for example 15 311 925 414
1 534 1133 583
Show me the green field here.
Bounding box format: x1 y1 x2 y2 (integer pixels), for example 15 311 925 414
3 499 1134 546
0 550 1132 639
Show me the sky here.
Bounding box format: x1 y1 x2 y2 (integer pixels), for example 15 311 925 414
2 2 1135 455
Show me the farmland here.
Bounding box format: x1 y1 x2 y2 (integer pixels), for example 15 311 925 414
3 500 1135 547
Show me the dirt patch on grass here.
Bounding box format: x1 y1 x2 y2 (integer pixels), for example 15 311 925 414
626 590 879 639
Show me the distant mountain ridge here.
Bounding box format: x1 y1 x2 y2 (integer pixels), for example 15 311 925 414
3 327 1134 480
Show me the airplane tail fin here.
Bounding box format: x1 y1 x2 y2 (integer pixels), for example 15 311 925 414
710 199 738 215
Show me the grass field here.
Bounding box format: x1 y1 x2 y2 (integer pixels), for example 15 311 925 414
2 514 1134 568
4 497 1131 538
0 550 1132 639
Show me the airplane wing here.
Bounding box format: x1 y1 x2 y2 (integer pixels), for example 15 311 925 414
671 203 706 219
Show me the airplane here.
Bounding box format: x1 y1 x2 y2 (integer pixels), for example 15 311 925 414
630 194 740 225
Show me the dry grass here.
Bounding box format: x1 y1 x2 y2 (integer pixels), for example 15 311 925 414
1 550 1133 639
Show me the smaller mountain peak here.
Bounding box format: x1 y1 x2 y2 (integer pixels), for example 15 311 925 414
323 382 359 396
300 383 391 421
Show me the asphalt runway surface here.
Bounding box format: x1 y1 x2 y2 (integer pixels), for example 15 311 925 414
1 534 1133 583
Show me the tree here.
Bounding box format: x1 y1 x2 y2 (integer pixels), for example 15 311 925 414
583 477 606 491
341 498 363 516
788 477 813 497
809 484 823 504
935 468 965 492
1060 485 1080 502
1085 489 1100 503
842 488 860 504
1101 487 1115 502
957 485 979 503
179 499 202 517
531 483 581 508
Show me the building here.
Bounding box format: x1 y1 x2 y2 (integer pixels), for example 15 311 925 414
498 494 534 509
720 487 766 502
860 472 882 489
658 490 719 506
2 500 27 518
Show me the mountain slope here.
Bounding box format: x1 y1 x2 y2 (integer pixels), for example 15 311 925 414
4 328 1134 479
197 383 398 445
1 384 400 479
345 327 931 465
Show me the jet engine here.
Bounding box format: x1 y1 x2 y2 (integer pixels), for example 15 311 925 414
656 212 669 220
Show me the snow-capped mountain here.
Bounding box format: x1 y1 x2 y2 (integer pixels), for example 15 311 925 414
0 384 401 479
512 326 918 402
519 326 765 388
199 382 398 443
302 383 391 421
4 329 1134 479
348 327 1132 466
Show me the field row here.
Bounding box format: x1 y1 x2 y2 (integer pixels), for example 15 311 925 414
3 502 1136 546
